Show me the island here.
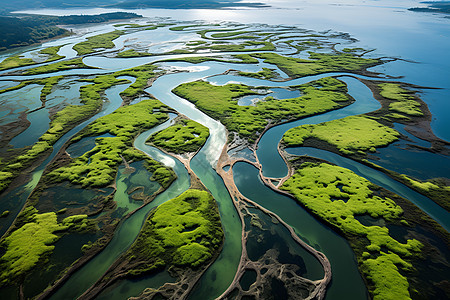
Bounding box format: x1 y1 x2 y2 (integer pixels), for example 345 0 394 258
0 18 448 300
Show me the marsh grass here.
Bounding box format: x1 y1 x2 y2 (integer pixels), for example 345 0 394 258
0 207 92 286
48 99 175 188
24 58 93 75
126 189 223 275
0 45 64 71
148 118 209 154
251 52 380 78
173 77 351 142
283 115 400 155
73 30 124 56
281 162 422 300
379 83 423 117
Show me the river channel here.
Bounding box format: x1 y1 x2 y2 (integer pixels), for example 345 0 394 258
0 14 448 300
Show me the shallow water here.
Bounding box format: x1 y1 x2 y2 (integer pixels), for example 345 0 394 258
257 75 381 178
286 147 450 232
233 161 368 300
1 4 449 299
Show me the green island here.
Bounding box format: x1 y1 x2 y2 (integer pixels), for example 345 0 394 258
173 77 351 142
280 161 447 300
23 57 94 75
126 188 223 274
0 206 93 287
379 83 423 118
116 49 153 58
72 30 124 56
147 117 210 154
283 115 400 155
0 45 64 71
250 52 380 78
76 189 224 299
238 67 279 80
48 99 175 188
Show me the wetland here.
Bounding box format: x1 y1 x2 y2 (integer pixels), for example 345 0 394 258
0 4 449 300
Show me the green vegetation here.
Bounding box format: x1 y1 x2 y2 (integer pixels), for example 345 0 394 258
210 30 253 38
379 83 423 117
148 118 210 154
162 53 259 65
199 41 275 52
0 75 129 193
24 58 93 75
169 24 204 31
162 56 226 64
0 172 13 191
0 55 35 71
251 52 380 78
116 49 152 58
114 64 158 99
0 63 160 193
0 75 63 101
73 30 124 56
233 54 260 64
281 162 422 300
125 189 223 275
0 206 92 286
0 46 64 71
48 99 175 188
38 45 65 62
0 16 66 52
196 27 247 39
238 67 278 80
283 115 400 155
173 77 351 142
397 175 450 211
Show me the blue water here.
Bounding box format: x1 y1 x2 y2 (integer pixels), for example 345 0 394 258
286 147 450 232
257 76 381 178
1 5 449 299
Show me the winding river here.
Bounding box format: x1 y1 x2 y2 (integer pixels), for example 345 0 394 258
0 18 449 300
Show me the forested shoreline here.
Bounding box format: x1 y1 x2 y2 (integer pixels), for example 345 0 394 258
0 12 141 52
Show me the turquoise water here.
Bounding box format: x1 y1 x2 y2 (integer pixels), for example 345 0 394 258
0 5 449 299
49 125 190 300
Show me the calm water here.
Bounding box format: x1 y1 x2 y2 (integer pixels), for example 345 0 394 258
1 2 449 299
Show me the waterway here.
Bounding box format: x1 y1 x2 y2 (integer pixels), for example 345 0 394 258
0 3 449 299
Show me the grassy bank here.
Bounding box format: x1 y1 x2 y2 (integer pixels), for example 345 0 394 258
280 162 423 300
173 77 351 143
48 99 175 188
126 189 224 275
147 118 210 154
283 115 400 155
73 30 124 56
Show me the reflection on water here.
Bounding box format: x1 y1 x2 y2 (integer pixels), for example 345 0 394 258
0 6 449 299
